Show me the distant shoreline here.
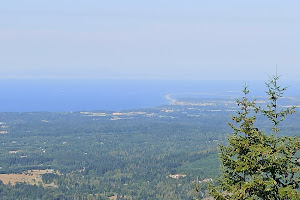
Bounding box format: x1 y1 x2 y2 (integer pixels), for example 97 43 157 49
1 79 299 112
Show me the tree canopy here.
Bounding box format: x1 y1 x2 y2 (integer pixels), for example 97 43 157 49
208 75 300 200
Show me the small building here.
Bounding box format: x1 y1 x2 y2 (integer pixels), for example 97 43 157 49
169 174 186 179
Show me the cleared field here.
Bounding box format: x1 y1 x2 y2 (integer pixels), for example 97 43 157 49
0 169 56 186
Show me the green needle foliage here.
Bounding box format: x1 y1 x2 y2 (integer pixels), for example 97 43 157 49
208 76 300 200
262 74 296 139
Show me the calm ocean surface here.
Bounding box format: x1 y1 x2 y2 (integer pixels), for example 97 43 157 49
0 79 298 112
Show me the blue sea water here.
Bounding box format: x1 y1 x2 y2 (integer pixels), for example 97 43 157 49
0 79 298 112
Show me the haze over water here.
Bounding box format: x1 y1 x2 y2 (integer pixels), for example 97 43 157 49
1 79 298 112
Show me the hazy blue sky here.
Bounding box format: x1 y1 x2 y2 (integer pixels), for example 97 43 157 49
1 1 300 80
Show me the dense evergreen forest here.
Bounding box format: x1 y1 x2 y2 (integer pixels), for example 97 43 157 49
0 96 299 199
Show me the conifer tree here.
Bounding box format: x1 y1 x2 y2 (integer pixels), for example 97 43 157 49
207 75 300 200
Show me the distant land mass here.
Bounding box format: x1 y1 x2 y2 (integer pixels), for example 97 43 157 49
0 94 299 199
